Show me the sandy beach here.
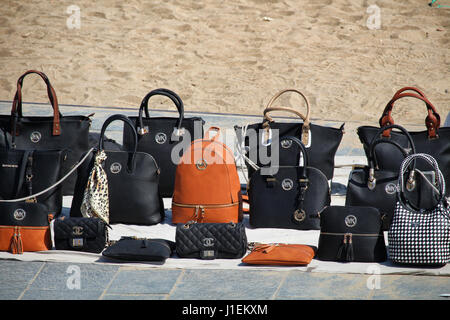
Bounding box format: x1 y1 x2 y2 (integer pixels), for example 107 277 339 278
0 0 448 124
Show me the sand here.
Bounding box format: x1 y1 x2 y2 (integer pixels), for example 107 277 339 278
0 0 449 125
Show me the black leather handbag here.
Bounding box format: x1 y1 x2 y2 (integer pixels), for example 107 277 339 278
123 88 204 197
317 206 387 263
0 70 92 196
0 146 66 217
70 114 165 225
346 125 419 230
53 217 108 253
0 202 52 254
102 237 175 262
234 89 344 181
357 87 450 196
248 136 330 230
175 222 247 260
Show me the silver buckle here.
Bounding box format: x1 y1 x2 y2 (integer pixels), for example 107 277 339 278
72 238 84 248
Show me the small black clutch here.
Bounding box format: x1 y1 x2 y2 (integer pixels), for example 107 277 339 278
175 222 247 260
102 237 175 262
53 217 108 253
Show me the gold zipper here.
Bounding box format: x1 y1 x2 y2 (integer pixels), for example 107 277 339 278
172 202 239 208
320 232 383 237
172 202 239 222
0 225 49 230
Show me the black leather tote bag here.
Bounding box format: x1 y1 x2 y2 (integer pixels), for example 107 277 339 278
235 89 344 181
357 87 450 196
0 146 66 217
317 206 387 263
175 222 247 260
70 114 165 225
123 88 204 197
248 136 330 230
0 70 91 196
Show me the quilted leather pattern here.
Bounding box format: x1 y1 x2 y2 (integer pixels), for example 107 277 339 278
175 222 247 259
53 217 107 253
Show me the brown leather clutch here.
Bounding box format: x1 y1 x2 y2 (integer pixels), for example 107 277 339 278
242 243 316 266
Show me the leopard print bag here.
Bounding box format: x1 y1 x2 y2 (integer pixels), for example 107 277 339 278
80 150 110 224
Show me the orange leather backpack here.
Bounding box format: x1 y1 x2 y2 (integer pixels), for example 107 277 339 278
172 127 242 223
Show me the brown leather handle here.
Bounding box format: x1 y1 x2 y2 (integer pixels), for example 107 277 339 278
204 126 220 141
392 86 426 99
263 89 310 126
379 91 440 139
11 70 61 136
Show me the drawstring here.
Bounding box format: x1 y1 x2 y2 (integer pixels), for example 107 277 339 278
10 226 23 254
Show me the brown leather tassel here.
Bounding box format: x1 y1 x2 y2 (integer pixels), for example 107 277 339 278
10 227 23 254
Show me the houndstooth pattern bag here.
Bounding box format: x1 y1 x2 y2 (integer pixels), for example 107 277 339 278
388 153 450 266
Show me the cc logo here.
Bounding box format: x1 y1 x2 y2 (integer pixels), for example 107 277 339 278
202 238 215 247
72 226 84 236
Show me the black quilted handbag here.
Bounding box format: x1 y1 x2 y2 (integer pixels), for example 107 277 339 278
123 88 204 197
357 87 450 196
70 114 165 225
175 222 247 260
234 89 344 181
0 70 91 196
317 206 387 263
248 136 330 230
102 237 175 262
53 217 108 253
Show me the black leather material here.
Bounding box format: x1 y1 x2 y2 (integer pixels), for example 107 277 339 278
0 202 50 227
175 222 247 260
0 71 91 196
235 121 343 181
358 126 450 196
248 136 330 230
70 114 165 225
102 237 175 262
317 206 387 262
346 125 418 230
0 148 66 216
53 217 107 253
123 88 204 197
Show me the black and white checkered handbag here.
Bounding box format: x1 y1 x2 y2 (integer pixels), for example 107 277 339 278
388 153 450 266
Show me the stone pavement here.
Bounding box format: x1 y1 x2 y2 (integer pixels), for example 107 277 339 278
1 259 450 301
0 102 449 303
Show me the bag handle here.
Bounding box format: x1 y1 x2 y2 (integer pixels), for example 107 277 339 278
138 88 184 141
392 86 426 99
366 124 416 190
11 70 62 136
379 91 441 139
398 153 446 212
279 135 309 168
204 126 220 141
262 89 311 146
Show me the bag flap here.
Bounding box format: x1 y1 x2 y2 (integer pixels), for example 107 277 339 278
320 206 383 234
102 238 174 261
53 217 105 239
175 223 246 256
